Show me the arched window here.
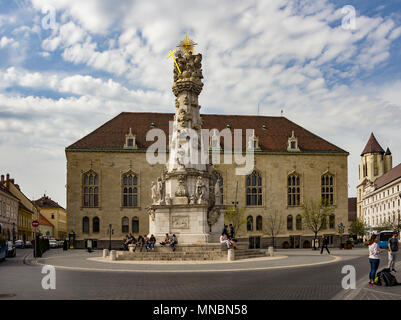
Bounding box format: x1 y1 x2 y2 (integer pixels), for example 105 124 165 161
82 217 89 233
210 171 224 205
122 217 129 233
132 216 139 233
246 171 262 206
83 171 99 207
287 215 293 230
93 217 100 233
247 215 253 231
287 173 301 206
123 173 138 207
321 215 327 229
321 173 334 205
296 214 302 230
256 215 263 231
329 214 335 229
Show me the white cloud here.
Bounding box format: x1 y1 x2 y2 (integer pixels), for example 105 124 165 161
0 36 18 49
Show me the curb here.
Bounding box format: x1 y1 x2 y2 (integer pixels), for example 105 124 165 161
32 254 342 273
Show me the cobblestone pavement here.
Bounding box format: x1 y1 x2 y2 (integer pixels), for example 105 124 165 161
0 247 379 300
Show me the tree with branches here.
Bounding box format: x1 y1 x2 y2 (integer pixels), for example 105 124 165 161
224 206 248 237
349 218 367 240
264 210 284 248
301 199 335 250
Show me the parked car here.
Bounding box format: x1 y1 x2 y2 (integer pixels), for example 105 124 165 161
6 241 16 257
15 240 24 248
25 241 32 248
49 239 58 248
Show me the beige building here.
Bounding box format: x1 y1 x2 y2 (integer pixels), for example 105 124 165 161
34 195 67 240
357 133 401 233
0 180 19 242
66 113 349 249
1 174 38 241
39 213 55 238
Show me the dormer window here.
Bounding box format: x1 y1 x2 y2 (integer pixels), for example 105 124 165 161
287 131 300 152
209 130 221 150
124 128 137 149
247 132 260 150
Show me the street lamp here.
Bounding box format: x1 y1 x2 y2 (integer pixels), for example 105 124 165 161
338 222 345 249
108 224 114 251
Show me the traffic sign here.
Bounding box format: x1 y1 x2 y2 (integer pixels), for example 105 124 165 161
32 220 39 228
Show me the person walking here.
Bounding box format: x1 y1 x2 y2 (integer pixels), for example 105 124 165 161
388 231 398 272
368 234 381 286
320 235 330 254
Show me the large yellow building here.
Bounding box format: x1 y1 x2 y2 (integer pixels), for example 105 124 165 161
66 113 349 249
34 195 67 240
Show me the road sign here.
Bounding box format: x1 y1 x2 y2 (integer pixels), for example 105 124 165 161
32 220 39 228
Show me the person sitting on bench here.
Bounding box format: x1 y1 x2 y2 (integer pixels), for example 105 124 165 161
220 233 235 249
160 233 170 246
169 234 178 252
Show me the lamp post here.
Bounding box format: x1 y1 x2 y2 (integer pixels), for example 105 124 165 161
338 222 345 249
108 224 114 251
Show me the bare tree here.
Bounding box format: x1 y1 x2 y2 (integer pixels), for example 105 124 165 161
301 199 335 250
264 210 284 248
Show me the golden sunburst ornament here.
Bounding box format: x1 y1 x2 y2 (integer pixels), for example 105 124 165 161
177 35 197 56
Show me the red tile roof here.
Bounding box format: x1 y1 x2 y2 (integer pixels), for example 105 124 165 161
39 214 54 227
66 112 347 154
34 195 64 210
361 133 385 156
374 163 401 189
348 197 357 221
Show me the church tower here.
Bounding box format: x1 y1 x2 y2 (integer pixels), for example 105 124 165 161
357 133 392 219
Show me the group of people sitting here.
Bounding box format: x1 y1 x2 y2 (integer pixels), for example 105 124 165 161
160 233 178 251
123 233 178 252
123 233 157 252
220 224 237 249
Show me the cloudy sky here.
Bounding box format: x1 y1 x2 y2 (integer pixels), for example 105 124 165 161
0 0 400 207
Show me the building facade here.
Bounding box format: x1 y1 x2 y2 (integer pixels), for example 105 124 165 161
357 133 401 234
34 195 67 240
66 113 349 249
39 213 55 238
1 174 38 241
0 182 19 242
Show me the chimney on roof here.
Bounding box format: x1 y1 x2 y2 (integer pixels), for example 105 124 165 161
6 174 9 189
0 175 4 185
15 184 20 191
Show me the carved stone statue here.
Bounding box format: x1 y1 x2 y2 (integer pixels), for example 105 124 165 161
165 194 172 205
146 206 156 222
151 181 158 204
214 179 221 205
195 176 206 204
175 144 186 170
157 177 165 204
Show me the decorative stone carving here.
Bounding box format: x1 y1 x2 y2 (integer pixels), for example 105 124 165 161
146 206 156 222
172 216 189 229
165 194 172 205
189 194 196 204
207 207 221 226
174 144 186 170
175 175 187 197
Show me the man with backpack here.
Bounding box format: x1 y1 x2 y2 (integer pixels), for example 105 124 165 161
388 231 399 272
320 235 330 255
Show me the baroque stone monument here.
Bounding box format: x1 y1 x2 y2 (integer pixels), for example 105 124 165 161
147 37 224 243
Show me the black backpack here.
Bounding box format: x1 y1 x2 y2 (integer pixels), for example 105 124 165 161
377 268 398 286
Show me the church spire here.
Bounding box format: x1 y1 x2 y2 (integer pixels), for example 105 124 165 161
360 132 385 156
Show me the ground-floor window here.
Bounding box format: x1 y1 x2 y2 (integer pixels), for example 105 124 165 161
249 236 260 249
